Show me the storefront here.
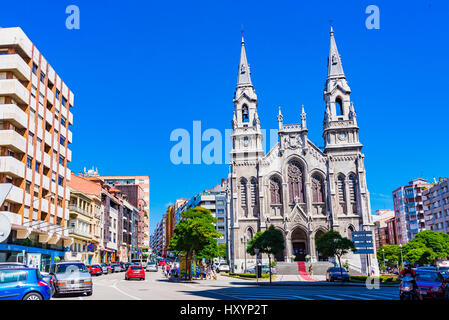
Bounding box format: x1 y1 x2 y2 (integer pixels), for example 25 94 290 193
0 243 65 273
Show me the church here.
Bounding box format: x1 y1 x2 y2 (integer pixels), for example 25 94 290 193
227 28 378 275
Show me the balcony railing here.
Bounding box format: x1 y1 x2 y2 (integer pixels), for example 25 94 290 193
69 204 92 217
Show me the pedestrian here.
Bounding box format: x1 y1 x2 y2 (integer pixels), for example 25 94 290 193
308 264 313 276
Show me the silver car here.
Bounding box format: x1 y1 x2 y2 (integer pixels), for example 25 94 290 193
50 262 93 296
217 263 230 273
146 262 158 272
112 264 122 273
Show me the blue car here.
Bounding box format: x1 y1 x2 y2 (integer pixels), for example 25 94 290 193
0 267 52 300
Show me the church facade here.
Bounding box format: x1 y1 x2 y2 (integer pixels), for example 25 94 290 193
227 28 378 274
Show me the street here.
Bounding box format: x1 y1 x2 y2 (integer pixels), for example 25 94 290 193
53 271 399 301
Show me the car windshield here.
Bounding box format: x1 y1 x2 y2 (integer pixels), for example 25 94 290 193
416 272 442 282
131 266 141 270
55 263 88 273
330 268 346 272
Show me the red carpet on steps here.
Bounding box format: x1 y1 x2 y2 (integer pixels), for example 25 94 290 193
297 261 315 281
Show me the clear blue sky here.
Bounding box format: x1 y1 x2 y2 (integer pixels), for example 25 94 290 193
2 0 448 234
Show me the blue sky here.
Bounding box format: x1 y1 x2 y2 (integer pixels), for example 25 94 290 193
2 0 448 234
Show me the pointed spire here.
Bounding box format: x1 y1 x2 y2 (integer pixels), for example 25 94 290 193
237 35 252 88
277 106 283 130
301 104 307 129
327 26 345 80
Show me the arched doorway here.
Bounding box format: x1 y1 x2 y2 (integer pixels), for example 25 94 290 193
315 229 328 261
291 227 308 261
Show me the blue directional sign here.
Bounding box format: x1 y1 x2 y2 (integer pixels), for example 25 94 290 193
352 231 374 255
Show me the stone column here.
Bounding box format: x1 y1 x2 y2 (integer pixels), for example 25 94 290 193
286 232 293 263
309 233 317 262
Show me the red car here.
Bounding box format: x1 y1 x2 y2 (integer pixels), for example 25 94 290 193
125 265 145 281
415 270 449 300
158 259 166 266
87 264 102 276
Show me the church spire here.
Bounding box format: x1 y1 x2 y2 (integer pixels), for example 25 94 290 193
327 26 345 80
237 36 252 88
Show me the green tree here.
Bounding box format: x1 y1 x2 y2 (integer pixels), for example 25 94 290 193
169 206 221 279
402 230 449 266
315 230 356 278
247 225 285 283
217 243 227 259
377 245 400 271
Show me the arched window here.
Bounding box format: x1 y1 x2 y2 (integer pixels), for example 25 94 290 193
246 228 254 240
240 178 248 216
288 161 304 204
311 174 325 203
336 97 344 116
348 225 354 241
269 176 282 204
242 105 249 123
250 178 257 206
349 174 358 213
337 175 345 203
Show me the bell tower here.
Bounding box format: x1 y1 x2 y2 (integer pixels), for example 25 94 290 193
230 36 264 161
323 27 362 153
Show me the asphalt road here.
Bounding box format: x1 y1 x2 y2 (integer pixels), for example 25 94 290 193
53 271 399 300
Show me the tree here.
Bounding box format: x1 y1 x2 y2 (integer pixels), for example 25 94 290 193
247 225 285 283
377 245 401 271
169 206 221 280
402 230 449 266
217 243 227 259
315 230 356 278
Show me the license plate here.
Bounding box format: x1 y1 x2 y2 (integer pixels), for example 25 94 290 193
420 290 427 295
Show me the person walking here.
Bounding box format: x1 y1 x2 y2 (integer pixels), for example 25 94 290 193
308 264 314 277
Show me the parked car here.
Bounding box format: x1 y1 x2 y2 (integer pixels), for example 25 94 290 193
0 263 55 296
87 264 102 276
216 263 230 273
119 262 127 272
112 264 122 273
415 270 449 300
145 262 158 272
247 265 278 275
0 267 52 300
106 264 112 273
99 264 109 274
125 265 145 280
158 259 166 266
50 262 93 297
326 267 350 282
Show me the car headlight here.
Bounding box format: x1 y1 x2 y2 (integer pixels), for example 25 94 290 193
431 287 441 292
402 286 412 291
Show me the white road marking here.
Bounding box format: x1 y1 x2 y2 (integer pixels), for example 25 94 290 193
110 279 142 300
335 294 371 300
292 295 314 300
315 294 344 300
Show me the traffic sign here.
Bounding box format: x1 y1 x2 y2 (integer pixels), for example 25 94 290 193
352 231 372 236
355 249 374 254
354 242 373 248
352 236 373 242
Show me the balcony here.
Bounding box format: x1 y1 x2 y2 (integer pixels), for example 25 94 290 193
0 183 23 204
0 79 29 105
0 54 30 81
0 156 24 178
68 227 92 239
0 130 26 153
0 104 27 129
69 204 92 217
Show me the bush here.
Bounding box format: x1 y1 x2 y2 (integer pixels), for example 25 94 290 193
349 275 399 283
228 272 272 279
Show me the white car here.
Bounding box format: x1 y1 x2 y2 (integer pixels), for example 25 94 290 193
146 262 158 272
217 263 230 273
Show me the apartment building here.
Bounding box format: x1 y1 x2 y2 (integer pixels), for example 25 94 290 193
150 219 164 257
392 178 433 244
0 27 74 271
67 173 102 265
372 209 395 249
99 175 150 250
423 177 449 234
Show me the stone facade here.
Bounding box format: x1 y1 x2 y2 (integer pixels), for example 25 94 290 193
228 29 378 275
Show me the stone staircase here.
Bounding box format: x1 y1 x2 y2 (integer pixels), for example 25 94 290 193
276 261 333 276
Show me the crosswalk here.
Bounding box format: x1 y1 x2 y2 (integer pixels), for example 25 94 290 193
204 288 399 300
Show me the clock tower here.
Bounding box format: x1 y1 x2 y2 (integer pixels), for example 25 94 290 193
322 27 362 153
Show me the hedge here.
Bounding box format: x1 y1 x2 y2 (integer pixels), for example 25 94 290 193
228 272 272 279
349 275 400 283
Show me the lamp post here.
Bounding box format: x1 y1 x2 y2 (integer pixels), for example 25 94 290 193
399 244 403 270
382 248 386 273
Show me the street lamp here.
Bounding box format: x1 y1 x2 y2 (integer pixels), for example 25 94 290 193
399 244 403 270
382 248 385 272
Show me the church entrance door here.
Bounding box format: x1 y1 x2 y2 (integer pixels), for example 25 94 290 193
291 227 308 261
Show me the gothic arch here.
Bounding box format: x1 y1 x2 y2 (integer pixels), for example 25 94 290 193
347 224 355 240
268 175 282 205
289 224 309 262
239 177 248 217
311 172 326 203
249 177 259 217
285 159 306 204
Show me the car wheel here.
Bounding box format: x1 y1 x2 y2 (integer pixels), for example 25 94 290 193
86 291 93 296
23 292 43 300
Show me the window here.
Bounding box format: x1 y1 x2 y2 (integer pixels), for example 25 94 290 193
32 63 38 75
26 157 32 169
336 97 344 116
60 136 65 146
240 179 247 207
0 270 27 284
62 97 67 106
337 176 346 203
40 72 45 83
270 176 282 204
31 85 37 98
59 156 64 165
312 174 324 203
242 105 249 123
288 161 305 203
58 176 64 186
56 89 60 100
25 182 31 193
250 178 257 206
61 116 66 126
35 161 41 172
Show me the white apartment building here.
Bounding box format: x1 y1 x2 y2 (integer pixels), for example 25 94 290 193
0 27 74 270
